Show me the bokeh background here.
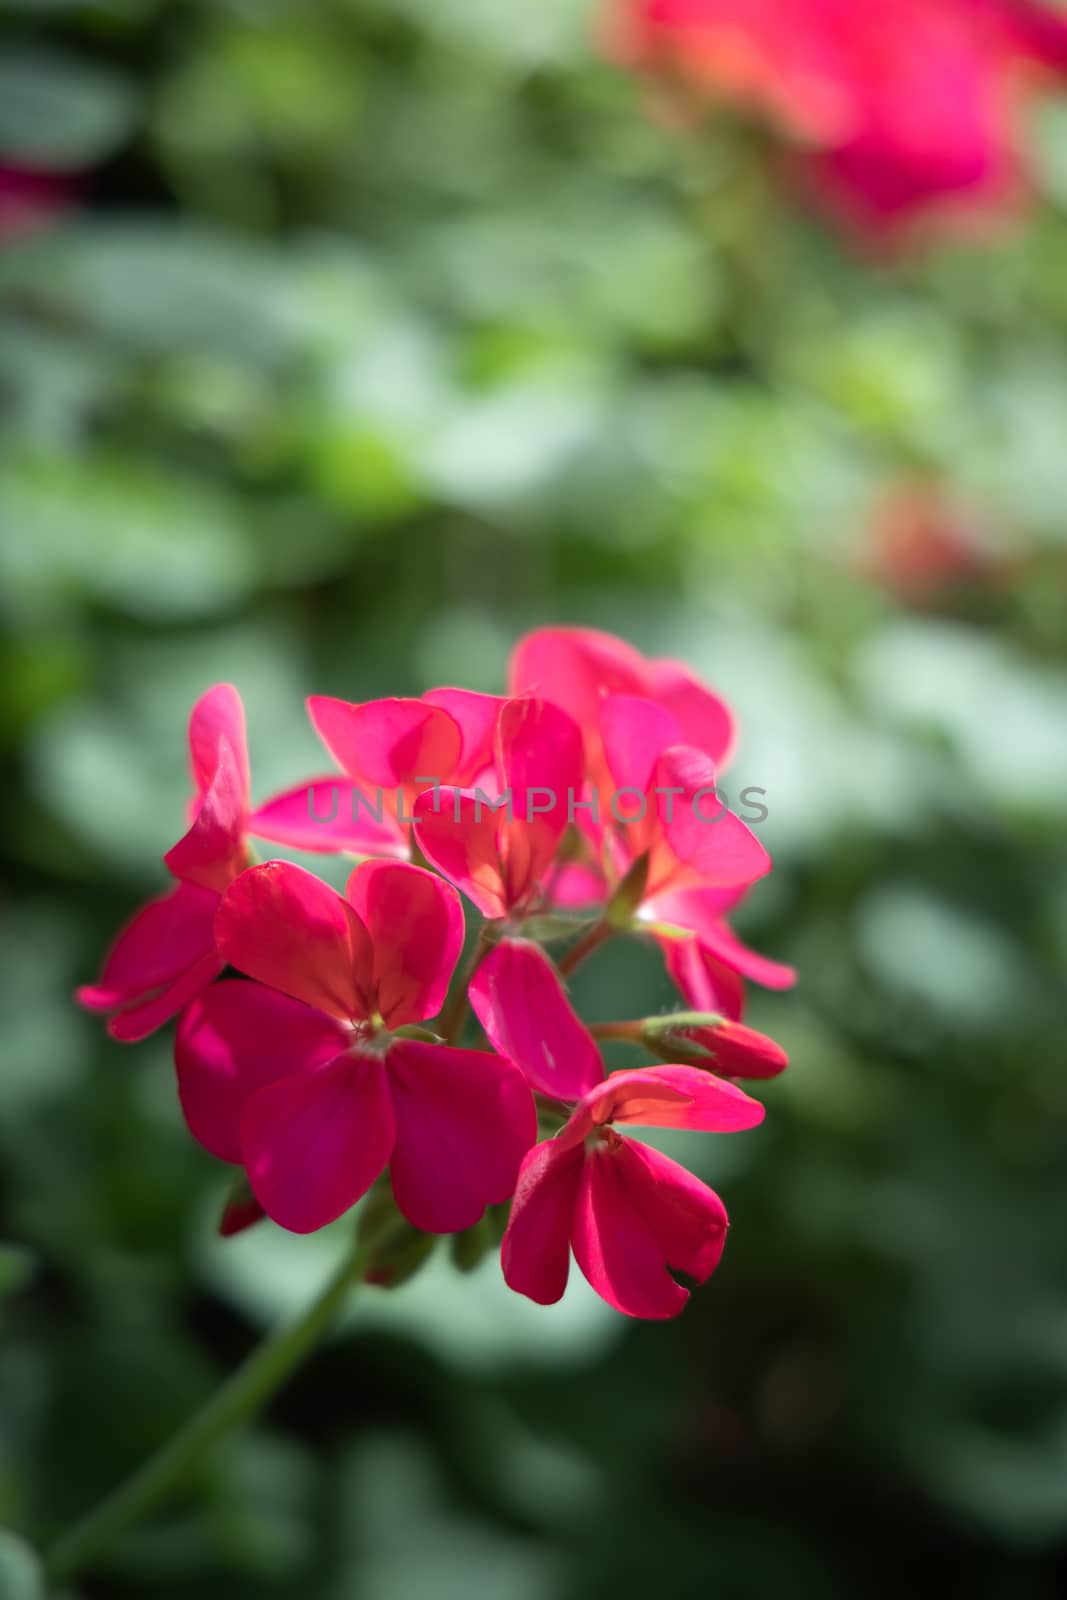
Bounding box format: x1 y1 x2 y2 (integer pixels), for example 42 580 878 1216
3 2 1067 1596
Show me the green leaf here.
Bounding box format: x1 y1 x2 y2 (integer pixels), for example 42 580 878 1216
0 1531 45 1600
0 451 254 622
0 49 137 169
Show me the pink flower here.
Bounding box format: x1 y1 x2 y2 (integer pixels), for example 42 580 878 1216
501 1074 761 1317
603 0 1067 236
412 696 585 920
175 859 536 1234
0 165 77 239
541 692 771 926
509 625 736 782
470 939 766 1316
248 691 505 859
77 685 251 1041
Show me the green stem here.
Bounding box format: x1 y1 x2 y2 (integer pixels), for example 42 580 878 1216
44 1232 369 1585
439 925 495 1045
588 1020 644 1043
557 918 612 978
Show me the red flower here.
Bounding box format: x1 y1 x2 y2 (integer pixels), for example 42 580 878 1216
471 939 768 1317
176 860 536 1234
604 0 1067 235
77 685 251 1041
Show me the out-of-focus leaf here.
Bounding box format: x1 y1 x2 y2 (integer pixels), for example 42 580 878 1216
0 48 137 169
0 451 253 622
0 1532 44 1600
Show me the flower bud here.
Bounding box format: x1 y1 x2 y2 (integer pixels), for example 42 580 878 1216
360 1180 436 1288
642 1013 788 1079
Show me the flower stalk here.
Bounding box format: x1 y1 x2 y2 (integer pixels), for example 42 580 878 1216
44 1229 370 1584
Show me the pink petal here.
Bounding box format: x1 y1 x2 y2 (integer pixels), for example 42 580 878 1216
164 737 248 893
498 696 584 822
692 918 797 990
469 939 603 1101
412 787 509 919
660 935 746 1022
76 880 222 1042
188 683 250 802
240 1052 395 1233
508 626 648 723
568 1064 765 1142
422 688 506 785
497 697 584 908
107 951 223 1043
572 1135 728 1318
175 980 349 1163
215 861 375 1021
599 693 680 797
647 658 736 769
345 860 464 1026
1002 0 1067 71
500 1139 585 1306
386 1040 536 1233
549 862 609 910
249 778 408 857
644 883 749 937
307 696 462 804
653 746 771 888
647 885 795 990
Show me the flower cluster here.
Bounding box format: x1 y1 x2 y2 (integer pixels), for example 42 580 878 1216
79 628 794 1320
603 0 1067 238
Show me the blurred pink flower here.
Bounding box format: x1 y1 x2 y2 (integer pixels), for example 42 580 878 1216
603 0 1067 235
0 165 75 240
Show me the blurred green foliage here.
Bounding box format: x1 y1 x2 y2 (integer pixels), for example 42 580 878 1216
2 1 1067 1596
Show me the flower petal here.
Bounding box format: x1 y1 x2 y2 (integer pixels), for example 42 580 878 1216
345 860 464 1026
76 881 221 1042
307 696 462 803
569 1064 765 1141
654 746 771 888
648 886 796 990
660 934 746 1022
412 787 508 919
508 626 647 733
240 1053 394 1233
647 658 736 769
386 1040 536 1233
500 1139 585 1306
469 939 603 1101
422 688 506 785
249 778 408 857
188 683 250 802
497 697 584 907
215 861 374 1021
107 952 223 1043
599 693 679 797
175 980 349 1163
572 1136 728 1318
690 918 797 989
550 862 609 910
164 737 247 893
